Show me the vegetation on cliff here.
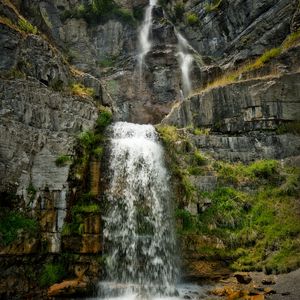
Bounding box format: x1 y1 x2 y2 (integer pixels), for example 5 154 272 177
157 125 300 274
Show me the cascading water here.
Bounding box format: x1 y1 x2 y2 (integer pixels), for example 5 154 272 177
98 122 178 299
138 0 157 75
176 31 194 98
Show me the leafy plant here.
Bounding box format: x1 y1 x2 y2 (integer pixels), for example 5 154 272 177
96 107 113 129
174 2 185 20
73 203 101 214
78 131 99 150
185 12 198 25
40 263 66 287
0 212 37 246
18 18 37 34
55 155 72 167
205 0 223 13
71 83 94 97
282 30 300 50
194 150 206 166
93 147 104 159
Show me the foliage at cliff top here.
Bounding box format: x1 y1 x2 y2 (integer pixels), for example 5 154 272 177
60 0 138 25
158 125 300 274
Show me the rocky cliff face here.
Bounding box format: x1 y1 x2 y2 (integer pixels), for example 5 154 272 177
0 0 300 298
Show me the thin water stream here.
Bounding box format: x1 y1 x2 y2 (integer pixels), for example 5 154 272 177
137 0 157 75
175 31 194 97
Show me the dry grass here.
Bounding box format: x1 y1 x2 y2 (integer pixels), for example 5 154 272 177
191 30 300 97
70 83 94 97
0 16 24 34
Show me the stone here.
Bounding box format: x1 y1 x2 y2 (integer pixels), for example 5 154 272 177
262 278 276 285
264 287 276 294
234 273 252 284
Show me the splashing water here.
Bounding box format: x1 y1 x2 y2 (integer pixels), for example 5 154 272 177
138 0 157 75
97 122 178 300
176 31 194 97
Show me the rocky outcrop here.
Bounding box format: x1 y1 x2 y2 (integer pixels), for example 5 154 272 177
167 0 297 65
162 45 300 161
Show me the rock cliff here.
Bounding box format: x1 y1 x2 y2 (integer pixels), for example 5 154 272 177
0 0 300 298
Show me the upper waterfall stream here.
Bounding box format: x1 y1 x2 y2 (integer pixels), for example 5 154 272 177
138 0 157 75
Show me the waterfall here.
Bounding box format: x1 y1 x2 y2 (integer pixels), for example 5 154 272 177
138 0 157 75
98 122 178 299
176 31 194 97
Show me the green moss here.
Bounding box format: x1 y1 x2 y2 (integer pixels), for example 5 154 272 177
27 183 37 202
193 127 210 135
55 155 72 167
174 2 185 20
78 131 101 150
156 125 180 145
40 263 66 287
0 212 38 246
277 121 300 135
252 47 282 68
93 147 104 159
176 209 196 232
114 8 136 24
70 83 95 97
247 160 279 179
205 0 223 13
194 150 207 166
18 18 37 34
96 106 113 129
98 57 116 68
185 12 199 26
72 203 100 214
282 30 300 50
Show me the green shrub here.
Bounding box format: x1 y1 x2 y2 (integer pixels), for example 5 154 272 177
185 12 198 25
40 263 66 287
93 147 104 159
73 204 101 214
194 150 206 166
91 0 114 16
55 155 72 167
156 125 179 145
133 6 144 21
78 131 99 150
277 121 300 135
98 57 116 68
252 47 282 68
174 2 185 19
282 30 300 50
0 212 37 246
96 107 113 129
247 160 279 179
193 127 210 135
205 0 223 13
114 8 135 24
71 83 94 97
176 209 196 232
18 18 37 34
27 183 37 201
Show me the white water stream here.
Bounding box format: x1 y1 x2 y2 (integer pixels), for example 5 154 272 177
138 0 157 75
96 122 178 299
176 31 194 97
